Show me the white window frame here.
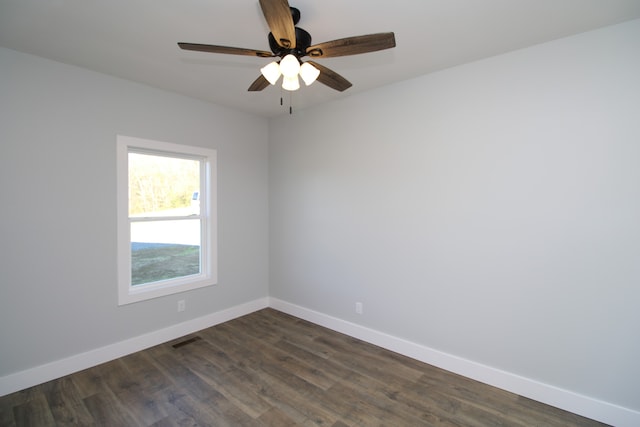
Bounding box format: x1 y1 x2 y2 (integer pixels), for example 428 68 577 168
116 135 217 305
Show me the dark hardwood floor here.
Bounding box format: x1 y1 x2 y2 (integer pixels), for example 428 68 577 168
0 308 607 426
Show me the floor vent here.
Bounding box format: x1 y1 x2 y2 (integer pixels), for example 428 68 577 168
172 336 202 349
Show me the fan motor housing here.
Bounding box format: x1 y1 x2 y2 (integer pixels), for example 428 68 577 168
267 7 310 58
268 27 311 58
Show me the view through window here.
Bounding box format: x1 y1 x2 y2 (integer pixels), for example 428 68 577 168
129 151 201 285
117 135 217 305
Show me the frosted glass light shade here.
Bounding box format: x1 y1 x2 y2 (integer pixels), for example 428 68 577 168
299 62 320 86
279 54 300 78
260 61 281 85
282 75 300 91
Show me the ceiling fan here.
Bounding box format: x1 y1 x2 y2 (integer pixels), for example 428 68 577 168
178 0 396 93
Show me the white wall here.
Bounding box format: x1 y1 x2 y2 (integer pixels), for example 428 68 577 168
269 19 640 415
0 47 269 377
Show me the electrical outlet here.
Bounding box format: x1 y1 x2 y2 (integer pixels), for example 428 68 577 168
355 302 363 315
177 300 186 312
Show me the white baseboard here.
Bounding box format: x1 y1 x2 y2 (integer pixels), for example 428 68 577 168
0 297 269 397
269 297 640 427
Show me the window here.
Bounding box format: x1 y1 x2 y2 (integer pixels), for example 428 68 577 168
117 135 217 305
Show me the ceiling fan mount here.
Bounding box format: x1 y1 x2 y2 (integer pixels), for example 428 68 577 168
178 0 396 92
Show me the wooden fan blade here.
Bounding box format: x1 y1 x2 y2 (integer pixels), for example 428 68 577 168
306 61 352 92
306 32 396 58
178 43 274 58
248 75 271 91
259 0 296 49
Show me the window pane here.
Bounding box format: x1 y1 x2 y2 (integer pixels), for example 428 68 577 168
130 219 201 286
128 152 200 217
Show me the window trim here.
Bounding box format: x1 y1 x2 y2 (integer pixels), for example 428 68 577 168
116 135 217 305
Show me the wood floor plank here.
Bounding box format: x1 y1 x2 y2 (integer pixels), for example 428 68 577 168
119 351 173 395
96 358 140 394
186 352 272 419
314 335 421 391
231 312 288 344
44 377 94 426
313 380 415 426
246 310 337 360
242 363 341 426
336 370 460 426
0 308 608 427
114 386 172 426
224 321 337 391
151 349 222 402
82 390 140 426
145 386 200 426
12 393 56 427
274 338 353 383
183 337 238 372
258 406 301 426
81 358 172 425
71 363 112 398
190 391 265 427
165 392 226 427
0 396 17 427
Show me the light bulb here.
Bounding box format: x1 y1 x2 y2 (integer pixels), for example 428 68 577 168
282 75 300 91
279 54 300 78
299 62 320 86
260 61 281 85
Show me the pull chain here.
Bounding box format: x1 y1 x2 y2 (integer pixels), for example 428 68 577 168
278 88 293 115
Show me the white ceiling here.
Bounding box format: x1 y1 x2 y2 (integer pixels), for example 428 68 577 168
2 0 640 118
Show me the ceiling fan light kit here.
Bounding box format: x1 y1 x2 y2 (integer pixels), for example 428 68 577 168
282 75 300 91
178 0 396 94
279 54 300 77
299 62 320 86
260 61 281 85
260 56 321 90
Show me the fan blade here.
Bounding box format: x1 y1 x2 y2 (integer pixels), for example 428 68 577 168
259 0 296 49
306 32 396 58
178 43 274 58
306 61 352 92
248 75 271 91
